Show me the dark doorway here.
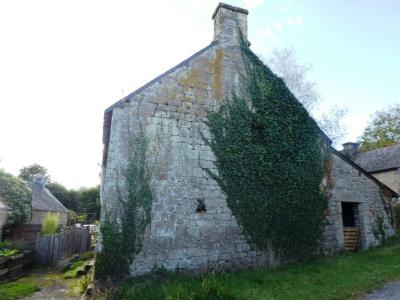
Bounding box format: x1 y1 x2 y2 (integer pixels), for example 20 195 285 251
341 202 361 252
342 202 357 227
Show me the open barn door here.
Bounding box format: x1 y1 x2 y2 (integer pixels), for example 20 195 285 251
342 202 361 251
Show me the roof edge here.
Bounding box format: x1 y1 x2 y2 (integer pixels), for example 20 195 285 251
369 167 399 174
105 41 219 113
102 41 219 167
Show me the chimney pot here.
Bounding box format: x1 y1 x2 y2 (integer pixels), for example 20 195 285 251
212 3 248 45
32 175 47 188
341 142 360 159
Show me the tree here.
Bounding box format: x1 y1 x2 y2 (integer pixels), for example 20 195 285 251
76 186 101 220
41 212 60 235
47 183 100 219
0 169 32 227
360 104 400 152
266 48 347 145
18 164 50 182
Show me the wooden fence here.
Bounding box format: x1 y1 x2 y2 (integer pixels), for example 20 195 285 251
9 224 42 250
35 226 91 265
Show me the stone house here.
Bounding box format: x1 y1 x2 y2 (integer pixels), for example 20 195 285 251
28 176 69 226
101 3 397 276
342 142 400 194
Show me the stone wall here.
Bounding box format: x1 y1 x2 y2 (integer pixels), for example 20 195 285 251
101 3 395 277
371 170 400 194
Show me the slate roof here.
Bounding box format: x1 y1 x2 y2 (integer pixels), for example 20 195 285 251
28 181 69 213
353 143 400 173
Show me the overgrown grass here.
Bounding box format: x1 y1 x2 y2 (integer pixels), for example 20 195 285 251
0 282 39 300
107 237 400 300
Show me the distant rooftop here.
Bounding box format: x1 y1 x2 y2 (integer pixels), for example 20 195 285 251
28 179 69 213
352 143 400 173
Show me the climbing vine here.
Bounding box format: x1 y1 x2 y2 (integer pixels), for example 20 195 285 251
120 133 153 262
204 36 328 260
95 132 153 282
372 215 387 245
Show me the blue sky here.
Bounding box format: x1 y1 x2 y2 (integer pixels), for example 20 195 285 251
241 0 400 138
0 0 398 188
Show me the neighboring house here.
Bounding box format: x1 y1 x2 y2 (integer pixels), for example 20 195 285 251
0 197 10 238
28 176 69 226
342 142 400 194
101 3 397 276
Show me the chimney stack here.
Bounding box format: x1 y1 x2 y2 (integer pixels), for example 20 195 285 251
341 142 360 159
212 3 248 46
32 175 47 188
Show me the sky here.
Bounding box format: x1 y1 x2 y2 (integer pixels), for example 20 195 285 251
0 0 399 189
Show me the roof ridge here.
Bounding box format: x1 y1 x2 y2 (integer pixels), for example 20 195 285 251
359 143 400 155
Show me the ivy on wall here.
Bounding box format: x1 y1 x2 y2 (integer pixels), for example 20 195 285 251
95 132 153 282
204 36 328 260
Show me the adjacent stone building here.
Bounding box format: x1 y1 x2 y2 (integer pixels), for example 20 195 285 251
342 142 400 194
28 176 69 226
101 3 397 276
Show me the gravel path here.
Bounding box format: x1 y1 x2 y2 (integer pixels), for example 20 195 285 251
362 281 400 300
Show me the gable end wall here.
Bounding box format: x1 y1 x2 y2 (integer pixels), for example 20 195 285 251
101 42 395 276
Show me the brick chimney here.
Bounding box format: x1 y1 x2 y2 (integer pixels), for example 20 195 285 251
341 142 360 159
212 3 248 46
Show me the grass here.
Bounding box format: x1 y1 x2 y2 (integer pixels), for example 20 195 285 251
0 282 39 300
0 251 94 300
107 237 400 300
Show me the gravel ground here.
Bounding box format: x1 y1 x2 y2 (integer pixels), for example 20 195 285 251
362 281 400 300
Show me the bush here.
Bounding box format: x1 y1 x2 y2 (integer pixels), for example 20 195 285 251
0 169 32 227
41 212 60 235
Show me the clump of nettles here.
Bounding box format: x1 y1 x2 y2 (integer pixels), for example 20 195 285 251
95 133 153 282
204 36 328 260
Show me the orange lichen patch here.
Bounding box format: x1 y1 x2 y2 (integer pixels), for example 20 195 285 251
213 48 223 100
177 67 210 102
157 55 215 107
